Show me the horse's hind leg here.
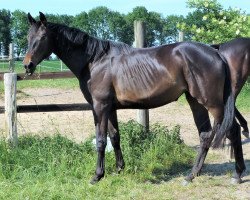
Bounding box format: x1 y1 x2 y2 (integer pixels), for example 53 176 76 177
227 120 246 184
235 108 249 138
108 110 125 172
184 93 213 183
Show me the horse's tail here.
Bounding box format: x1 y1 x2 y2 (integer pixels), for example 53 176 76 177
212 53 235 148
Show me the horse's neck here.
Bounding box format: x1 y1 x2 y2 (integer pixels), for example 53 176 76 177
52 37 89 78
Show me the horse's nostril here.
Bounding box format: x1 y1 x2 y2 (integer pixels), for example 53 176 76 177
24 61 36 76
28 62 34 68
24 62 34 70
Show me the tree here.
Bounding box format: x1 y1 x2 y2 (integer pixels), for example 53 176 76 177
126 6 166 47
164 15 185 43
72 10 130 44
86 6 132 44
178 0 249 44
46 13 74 26
107 11 131 44
72 11 90 33
147 11 166 45
87 6 113 40
0 9 11 55
11 10 29 58
248 15 250 36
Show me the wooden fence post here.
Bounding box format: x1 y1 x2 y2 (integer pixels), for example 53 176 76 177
60 60 63 71
4 73 18 146
9 43 15 72
178 31 184 42
134 21 149 131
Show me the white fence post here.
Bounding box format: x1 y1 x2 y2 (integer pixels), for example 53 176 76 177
134 21 149 131
4 73 18 146
9 43 15 72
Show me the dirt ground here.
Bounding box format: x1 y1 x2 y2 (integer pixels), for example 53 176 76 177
0 88 250 198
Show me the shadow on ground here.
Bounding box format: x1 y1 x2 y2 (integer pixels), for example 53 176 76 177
147 159 250 184
202 159 250 182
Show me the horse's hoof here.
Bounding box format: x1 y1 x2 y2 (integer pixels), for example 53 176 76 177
90 175 103 185
230 177 242 184
182 179 191 186
242 131 249 138
90 178 98 185
117 166 124 174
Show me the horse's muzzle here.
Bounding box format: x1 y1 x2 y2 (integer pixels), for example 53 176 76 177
24 62 36 76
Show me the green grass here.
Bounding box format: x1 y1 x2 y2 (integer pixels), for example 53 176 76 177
0 60 68 73
0 121 195 199
0 60 75 94
235 82 250 112
0 78 79 95
17 78 79 90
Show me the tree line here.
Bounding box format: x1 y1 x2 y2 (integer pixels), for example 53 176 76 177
0 0 249 57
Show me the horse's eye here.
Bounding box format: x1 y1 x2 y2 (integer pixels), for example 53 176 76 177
40 36 46 41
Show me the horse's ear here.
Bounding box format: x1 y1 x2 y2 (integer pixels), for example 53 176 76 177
28 13 36 25
39 12 47 26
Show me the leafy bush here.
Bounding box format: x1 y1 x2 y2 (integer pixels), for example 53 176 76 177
118 120 195 181
178 0 249 44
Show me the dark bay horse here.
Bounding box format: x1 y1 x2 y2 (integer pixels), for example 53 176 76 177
23 12 243 184
184 38 250 184
212 38 250 138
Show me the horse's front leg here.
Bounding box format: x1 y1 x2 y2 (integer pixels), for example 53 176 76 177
91 101 110 184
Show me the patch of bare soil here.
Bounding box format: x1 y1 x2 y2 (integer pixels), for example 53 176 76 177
0 88 249 199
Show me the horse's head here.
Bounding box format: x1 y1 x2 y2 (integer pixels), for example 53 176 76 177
23 12 53 75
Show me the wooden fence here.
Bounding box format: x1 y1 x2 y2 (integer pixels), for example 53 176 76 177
1 72 92 146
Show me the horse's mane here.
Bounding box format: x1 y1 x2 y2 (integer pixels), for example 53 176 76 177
210 44 221 50
47 22 133 61
47 22 89 46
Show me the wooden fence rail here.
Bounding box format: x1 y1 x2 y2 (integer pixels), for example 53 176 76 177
0 103 92 114
0 71 74 81
0 70 91 114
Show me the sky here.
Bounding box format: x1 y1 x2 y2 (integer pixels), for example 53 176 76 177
1 0 250 17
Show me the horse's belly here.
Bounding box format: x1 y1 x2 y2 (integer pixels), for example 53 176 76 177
115 83 185 109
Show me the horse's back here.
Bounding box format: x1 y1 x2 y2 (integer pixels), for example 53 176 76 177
220 37 250 51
